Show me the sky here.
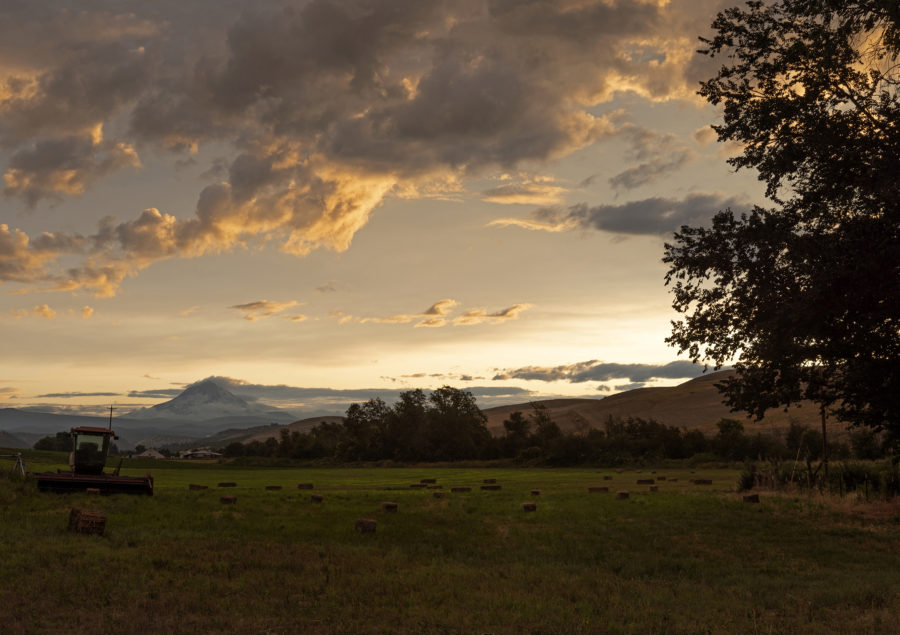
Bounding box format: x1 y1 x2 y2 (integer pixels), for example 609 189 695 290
0 0 764 418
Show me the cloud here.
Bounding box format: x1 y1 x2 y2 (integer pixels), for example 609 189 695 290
0 387 20 402
490 192 749 236
81 306 94 319
453 303 532 325
35 391 120 399
482 178 568 205
3 129 140 207
692 125 717 146
0 0 721 296
230 299 299 321
32 304 56 319
493 360 703 383
333 299 530 327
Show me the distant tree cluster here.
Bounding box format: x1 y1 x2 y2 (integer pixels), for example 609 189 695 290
224 386 895 465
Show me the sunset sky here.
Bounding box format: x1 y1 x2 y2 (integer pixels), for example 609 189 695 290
0 0 762 418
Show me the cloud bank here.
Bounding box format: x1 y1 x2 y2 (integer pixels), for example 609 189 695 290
0 0 730 296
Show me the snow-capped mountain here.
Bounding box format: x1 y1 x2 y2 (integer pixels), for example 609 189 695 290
123 379 296 423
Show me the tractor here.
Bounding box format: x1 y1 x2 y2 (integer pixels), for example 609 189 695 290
34 426 154 495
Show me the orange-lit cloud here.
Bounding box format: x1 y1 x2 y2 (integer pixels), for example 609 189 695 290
81 306 94 319
32 304 56 319
453 303 532 326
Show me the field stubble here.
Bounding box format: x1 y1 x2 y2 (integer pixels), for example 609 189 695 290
1 460 899 633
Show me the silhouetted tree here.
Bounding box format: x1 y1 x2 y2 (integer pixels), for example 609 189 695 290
666 1 900 440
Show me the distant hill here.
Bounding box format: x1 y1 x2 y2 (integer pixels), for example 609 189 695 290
0 429 29 450
481 370 826 437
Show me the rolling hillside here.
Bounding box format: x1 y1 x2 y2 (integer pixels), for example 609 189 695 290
482 370 826 437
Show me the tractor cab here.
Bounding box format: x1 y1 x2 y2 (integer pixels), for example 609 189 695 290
69 427 116 475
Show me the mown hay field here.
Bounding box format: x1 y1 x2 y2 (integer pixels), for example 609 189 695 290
2 456 900 633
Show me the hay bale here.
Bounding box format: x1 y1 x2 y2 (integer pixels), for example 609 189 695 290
68 508 106 536
409 483 427 489
426 485 443 489
220 496 237 504
451 487 471 493
188 484 208 491
218 482 237 488
616 491 630 500
265 485 282 491
311 494 324 503
649 486 659 493
636 479 655 485
615 468 625 474
85 488 100 495
588 486 609 493
355 518 377 534
420 478 437 484
522 502 537 512
480 484 502 491
381 502 398 512
483 478 497 484
530 490 541 496
297 483 314 489
693 479 713 485
743 494 760 504
433 491 446 499
668 478 678 482
603 475 613 481
656 476 667 481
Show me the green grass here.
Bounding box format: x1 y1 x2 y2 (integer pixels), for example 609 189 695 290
1 460 899 633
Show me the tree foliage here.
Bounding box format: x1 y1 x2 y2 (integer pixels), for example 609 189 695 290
665 0 900 432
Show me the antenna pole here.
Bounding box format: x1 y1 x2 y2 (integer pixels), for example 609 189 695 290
108 405 115 430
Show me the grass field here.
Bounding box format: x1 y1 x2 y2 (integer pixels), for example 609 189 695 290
2 454 900 633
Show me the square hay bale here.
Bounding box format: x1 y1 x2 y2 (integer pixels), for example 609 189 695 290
743 494 760 504
636 479 655 485
657 476 667 481
265 485 282 491
616 491 630 500
218 482 237 488
522 502 537 512
603 475 613 481
649 485 659 492
480 484 502 491
420 478 437 484
451 487 471 493
85 488 100 496
483 478 497 484
668 478 678 482
297 483 314 489
433 491 446 499
410 483 427 489
188 484 208 491
530 490 541 496
311 494 324 503
219 496 237 505
692 479 713 485
426 485 443 489
381 502 398 512
355 518 377 534
68 508 106 536
588 486 609 493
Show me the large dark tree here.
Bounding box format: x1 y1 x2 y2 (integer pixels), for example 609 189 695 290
665 1 900 439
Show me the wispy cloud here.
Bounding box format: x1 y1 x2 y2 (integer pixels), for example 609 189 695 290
331 299 530 328
230 300 299 321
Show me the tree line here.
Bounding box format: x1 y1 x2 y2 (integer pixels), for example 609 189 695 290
222 386 896 465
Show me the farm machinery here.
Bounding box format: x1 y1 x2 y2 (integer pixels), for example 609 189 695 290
34 426 154 495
